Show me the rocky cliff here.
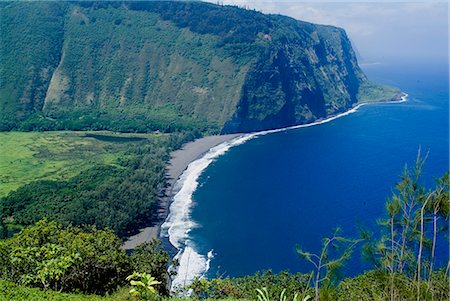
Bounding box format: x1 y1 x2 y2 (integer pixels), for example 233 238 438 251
0 1 400 133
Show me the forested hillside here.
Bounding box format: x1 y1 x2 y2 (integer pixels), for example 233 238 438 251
0 165 448 301
0 131 197 237
0 1 400 133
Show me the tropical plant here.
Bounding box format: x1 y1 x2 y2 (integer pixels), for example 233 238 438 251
187 270 312 300
126 272 161 300
416 172 449 299
256 287 311 301
337 269 449 301
425 173 449 279
130 239 176 296
13 243 81 291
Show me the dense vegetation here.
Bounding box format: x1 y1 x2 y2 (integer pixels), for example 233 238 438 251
0 131 157 197
0 220 130 294
0 1 445 301
0 220 173 296
0 2 66 130
0 280 127 301
0 158 447 301
0 131 196 237
1 1 400 133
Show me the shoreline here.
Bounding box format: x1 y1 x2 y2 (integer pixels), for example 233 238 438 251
123 92 408 251
154 93 409 289
123 134 241 250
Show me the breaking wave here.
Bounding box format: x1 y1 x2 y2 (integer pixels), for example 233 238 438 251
160 93 408 291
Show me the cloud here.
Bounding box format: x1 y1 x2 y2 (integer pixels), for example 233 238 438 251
204 1 448 63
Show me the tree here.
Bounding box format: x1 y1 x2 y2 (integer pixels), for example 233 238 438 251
130 239 176 296
417 173 449 299
12 243 81 291
364 153 427 276
362 152 449 300
426 173 449 279
296 228 360 301
0 219 131 294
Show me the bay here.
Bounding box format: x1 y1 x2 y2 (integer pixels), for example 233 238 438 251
188 61 449 279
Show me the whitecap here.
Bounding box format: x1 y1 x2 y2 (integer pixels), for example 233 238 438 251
161 92 408 291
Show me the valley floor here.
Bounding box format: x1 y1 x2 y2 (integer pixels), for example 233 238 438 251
0 131 158 198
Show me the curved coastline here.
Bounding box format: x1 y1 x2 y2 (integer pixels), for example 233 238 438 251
122 93 409 285
123 134 241 250
160 93 408 290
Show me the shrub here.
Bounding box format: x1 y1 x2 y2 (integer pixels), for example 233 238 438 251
337 270 449 301
0 220 131 295
130 239 176 296
188 270 312 300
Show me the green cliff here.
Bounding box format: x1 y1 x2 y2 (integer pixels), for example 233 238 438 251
0 1 400 133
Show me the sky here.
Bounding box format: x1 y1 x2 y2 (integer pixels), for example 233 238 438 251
205 1 448 65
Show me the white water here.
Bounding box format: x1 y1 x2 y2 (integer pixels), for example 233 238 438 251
161 93 408 291
160 135 256 291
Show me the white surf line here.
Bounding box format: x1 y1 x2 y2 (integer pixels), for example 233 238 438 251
252 92 409 137
160 134 255 291
160 92 408 291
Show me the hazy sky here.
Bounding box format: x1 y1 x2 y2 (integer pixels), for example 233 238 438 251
206 1 448 64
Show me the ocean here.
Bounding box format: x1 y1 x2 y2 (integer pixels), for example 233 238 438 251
161 60 449 289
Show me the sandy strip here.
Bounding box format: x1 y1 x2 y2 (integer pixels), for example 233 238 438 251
123 92 408 250
123 134 240 250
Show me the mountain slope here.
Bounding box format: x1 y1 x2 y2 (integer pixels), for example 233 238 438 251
0 1 401 133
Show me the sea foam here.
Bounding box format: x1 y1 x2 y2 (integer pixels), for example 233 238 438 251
160 135 256 291
161 93 408 291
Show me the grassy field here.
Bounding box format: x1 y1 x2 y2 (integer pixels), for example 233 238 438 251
0 279 131 301
0 131 159 197
0 280 245 301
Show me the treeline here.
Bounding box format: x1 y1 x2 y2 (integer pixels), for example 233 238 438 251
5 111 219 134
0 158 448 301
80 1 274 45
0 132 197 237
0 136 448 301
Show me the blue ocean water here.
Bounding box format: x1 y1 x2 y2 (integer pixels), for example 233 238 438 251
188 61 449 279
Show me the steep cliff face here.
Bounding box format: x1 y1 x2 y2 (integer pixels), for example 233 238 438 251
0 1 400 133
223 17 398 133
0 2 66 126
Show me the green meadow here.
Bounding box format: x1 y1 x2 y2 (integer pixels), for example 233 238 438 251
0 131 158 197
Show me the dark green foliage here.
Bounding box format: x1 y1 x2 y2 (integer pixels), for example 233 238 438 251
0 2 66 130
0 133 194 237
1 1 399 134
0 279 121 301
126 1 272 44
188 270 312 300
130 239 175 296
0 222 175 298
337 270 449 301
17 111 219 134
0 220 130 295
